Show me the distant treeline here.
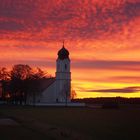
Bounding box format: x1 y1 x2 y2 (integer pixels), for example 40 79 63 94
72 97 140 104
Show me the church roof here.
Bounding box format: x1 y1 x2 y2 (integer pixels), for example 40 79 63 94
58 44 69 60
39 78 55 92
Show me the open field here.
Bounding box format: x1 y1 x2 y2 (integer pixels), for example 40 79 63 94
0 105 140 140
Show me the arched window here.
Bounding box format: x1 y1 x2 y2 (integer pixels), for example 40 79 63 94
57 64 60 70
65 64 67 70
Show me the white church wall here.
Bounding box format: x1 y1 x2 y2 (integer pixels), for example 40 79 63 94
55 72 71 80
56 59 70 72
55 79 71 102
55 57 71 102
40 81 56 103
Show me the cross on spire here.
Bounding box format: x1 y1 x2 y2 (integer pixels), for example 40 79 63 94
63 40 65 48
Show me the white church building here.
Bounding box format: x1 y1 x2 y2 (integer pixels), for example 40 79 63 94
27 43 71 104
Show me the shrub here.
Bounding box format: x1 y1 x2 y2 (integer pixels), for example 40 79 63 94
102 101 119 109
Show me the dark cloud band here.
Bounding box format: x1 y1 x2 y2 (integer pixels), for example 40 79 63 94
84 86 140 93
72 60 140 71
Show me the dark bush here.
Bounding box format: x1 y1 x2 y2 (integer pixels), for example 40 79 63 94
102 101 119 109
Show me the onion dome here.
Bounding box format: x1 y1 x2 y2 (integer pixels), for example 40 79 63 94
58 43 69 60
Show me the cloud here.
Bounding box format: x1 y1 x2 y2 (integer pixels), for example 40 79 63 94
0 59 54 68
0 0 36 19
0 21 24 31
72 60 140 71
108 76 140 83
84 86 140 93
0 0 139 40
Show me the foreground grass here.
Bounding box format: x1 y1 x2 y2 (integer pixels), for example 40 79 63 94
0 105 140 140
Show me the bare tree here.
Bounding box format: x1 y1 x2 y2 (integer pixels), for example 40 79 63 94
71 89 77 99
0 67 10 100
10 64 32 105
0 65 47 105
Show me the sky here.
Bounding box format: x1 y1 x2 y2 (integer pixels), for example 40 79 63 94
0 0 140 98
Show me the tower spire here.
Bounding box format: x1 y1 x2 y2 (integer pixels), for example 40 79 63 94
58 41 69 60
62 40 65 48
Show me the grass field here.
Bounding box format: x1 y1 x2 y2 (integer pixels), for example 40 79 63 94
0 105 140 140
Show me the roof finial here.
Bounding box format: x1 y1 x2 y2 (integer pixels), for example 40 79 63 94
62 40 65 48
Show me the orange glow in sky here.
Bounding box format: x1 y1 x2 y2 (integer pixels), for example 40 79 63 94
0 0 140 98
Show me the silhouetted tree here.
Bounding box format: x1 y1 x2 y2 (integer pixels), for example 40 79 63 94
0 67 10 100
10 64 32 105
71 89 77 99
34 67 46 79
24 67 46 105
0 65 48 105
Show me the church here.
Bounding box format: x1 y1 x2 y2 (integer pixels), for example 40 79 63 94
27 43 71 104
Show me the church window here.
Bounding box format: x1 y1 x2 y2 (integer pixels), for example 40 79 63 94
65 64 67 70
58 64 60 70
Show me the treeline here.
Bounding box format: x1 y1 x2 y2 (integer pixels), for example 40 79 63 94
72 97 140 104
0 64 50 105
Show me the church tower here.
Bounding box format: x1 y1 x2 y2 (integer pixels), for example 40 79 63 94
55 43 71 103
